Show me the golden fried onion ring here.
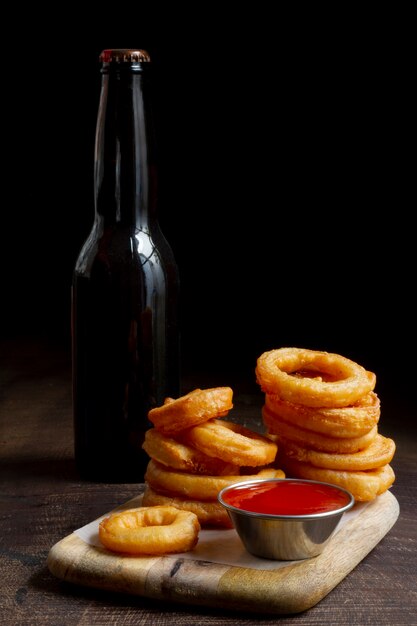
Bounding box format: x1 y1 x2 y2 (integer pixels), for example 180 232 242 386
145 460 285 501
256 348 376 408
98 506 200 555
263 405 377 453
183 419 277 467
277 455 395 502
148 387 233 435
142 428 239 475
265 392 380 438
142 486 233 528
279 434 395 471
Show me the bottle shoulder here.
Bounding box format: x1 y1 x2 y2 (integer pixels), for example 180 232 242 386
74 222 178 278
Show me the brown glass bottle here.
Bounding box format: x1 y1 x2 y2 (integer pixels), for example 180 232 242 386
72 49 180 482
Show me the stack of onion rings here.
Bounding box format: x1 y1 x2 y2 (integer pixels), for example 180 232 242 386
142 387 283 527
100 386 280 553
256 347 396 501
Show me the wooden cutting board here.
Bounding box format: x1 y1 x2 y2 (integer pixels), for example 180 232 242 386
47 490 399 615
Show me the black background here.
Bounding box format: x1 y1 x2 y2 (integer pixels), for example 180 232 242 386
1 9 414 407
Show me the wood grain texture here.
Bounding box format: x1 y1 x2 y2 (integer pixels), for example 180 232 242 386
47 492 399 614
1 339 416 625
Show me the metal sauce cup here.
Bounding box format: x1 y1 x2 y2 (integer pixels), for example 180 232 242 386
218 478 354 560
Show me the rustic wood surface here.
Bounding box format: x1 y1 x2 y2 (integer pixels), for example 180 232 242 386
47 491 399 614
1 338 416 625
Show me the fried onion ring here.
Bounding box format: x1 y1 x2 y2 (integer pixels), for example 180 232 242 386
256 348 376 408
142 485 233 528
183 419 278 467
98 506 200 555
265 392 380 438
263 405 378 453
277 455 395 501
145 460 285 501
148 387 233 435
279 434 395 471
142 428 239 475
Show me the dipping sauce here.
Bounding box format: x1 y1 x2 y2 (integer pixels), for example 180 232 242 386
222 479 351 516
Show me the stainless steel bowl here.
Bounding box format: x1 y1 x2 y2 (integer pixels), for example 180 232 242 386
218 478 354 560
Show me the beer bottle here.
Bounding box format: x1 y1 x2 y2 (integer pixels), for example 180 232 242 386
72 49 180 482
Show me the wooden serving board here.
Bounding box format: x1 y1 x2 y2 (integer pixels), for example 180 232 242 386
47 490 399 615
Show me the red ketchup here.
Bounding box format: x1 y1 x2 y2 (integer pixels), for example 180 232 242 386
222 480 350 515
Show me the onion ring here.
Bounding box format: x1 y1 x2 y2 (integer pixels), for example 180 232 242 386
148 387 233 435
278 434 395 470
263 405 378 453
183 419 278 467
277 455 395 501
265 392 380 438
142 486 233 528
145 460 285 501
98 506 200 555
256 348 376 408
142 428 239 475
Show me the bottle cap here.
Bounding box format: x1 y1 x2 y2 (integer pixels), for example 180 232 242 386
100 49 151 64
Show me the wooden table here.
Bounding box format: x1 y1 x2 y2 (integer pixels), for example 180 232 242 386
1 338 416 625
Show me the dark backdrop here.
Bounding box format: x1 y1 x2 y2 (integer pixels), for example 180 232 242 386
1 11 414 406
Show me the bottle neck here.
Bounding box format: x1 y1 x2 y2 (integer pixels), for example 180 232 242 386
94 67 157 228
